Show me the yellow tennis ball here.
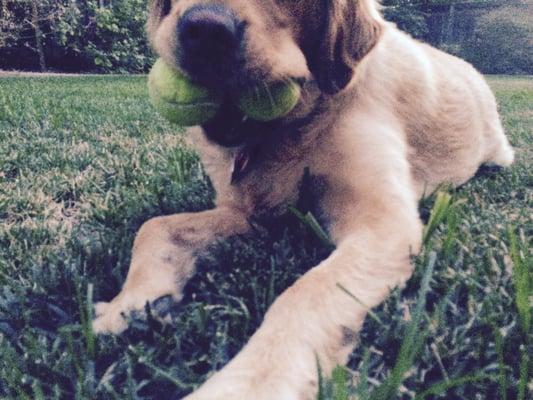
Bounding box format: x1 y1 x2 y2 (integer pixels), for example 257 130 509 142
148 58 221 126
238 80 301 122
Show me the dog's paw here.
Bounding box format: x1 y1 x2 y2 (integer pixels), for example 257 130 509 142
92 294 178 335
94 301 110 318
92 300 129 334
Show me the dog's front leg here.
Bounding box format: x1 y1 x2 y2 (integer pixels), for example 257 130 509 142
93 207 249 334
185 172 423 399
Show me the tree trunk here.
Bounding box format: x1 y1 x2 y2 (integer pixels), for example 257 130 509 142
31 0 46 71
444 2 456 44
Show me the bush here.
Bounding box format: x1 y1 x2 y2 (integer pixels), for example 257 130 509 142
57 0 154 73
461 5 533 74
382 2 429 39
0 0 154 73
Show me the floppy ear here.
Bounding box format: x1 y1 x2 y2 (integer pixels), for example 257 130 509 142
307 0 382 94
146 0 172 40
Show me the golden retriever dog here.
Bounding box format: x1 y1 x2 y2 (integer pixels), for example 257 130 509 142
92 0 515 398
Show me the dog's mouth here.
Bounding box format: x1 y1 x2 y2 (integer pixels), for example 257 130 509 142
188 72 306 147
199 75 309 147
201 101 279 147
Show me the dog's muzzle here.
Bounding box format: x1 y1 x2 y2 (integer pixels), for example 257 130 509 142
178 4 244 87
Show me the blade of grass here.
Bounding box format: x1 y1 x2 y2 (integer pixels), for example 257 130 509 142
289 206 335 249
369 251 437 400
75 279 95 358
414 373 488 400
423 192 452 245
331 366 350 400
85 283 95 358
31 380 45 400
493 325 508 400
355 349 371 400
129 346 194 391
507 227 531 400
507 227 531 336
518 346 528 400
337 283 385 326
317 356 326 400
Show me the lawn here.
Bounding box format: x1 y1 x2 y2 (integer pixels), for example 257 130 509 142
0 75 531 399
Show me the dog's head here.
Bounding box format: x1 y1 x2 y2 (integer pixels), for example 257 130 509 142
147 0 383 144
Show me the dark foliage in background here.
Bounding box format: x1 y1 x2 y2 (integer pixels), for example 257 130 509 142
384 0 532 75
0 0 531 74
461 5 533 75
0 0 153 73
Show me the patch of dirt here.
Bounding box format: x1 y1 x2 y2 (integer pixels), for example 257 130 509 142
0 70 87 77
0 70 144 77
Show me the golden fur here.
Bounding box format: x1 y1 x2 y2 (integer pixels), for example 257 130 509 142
93 1 514 398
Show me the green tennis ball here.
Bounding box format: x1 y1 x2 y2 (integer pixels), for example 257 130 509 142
238 80 301 122
148 58 221 126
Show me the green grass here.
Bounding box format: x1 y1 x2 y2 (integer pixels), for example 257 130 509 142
0 75 531 399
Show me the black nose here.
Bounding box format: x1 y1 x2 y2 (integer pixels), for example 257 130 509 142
179 5 241 67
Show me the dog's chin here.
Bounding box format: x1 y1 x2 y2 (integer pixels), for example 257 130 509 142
201 103 280 147
200 78 321 147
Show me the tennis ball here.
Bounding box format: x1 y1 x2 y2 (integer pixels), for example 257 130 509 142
238 80 301 122
148 58 221 126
